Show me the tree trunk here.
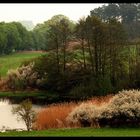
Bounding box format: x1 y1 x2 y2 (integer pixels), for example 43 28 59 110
87 38 94 74
55 37 60 73
81 38 86 70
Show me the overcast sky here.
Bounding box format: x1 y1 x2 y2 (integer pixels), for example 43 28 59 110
0 4 106 25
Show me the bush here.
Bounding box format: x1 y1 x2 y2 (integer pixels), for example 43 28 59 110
69 76 113 99
32 52 88 93
6 62 39 90
32 53 65 91
66 103 100 128
12 99 36 131
69 83 95 100
67 89 140 128
98 90 140 127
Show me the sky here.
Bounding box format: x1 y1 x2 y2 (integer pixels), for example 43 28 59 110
0 4 106 25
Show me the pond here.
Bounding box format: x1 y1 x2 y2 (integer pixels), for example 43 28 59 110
0 99 43 131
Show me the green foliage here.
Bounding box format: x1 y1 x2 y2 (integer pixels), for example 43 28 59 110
33 14 76 51
3 15 128 99
90 3 140 40
2 12 140 103
0 22 36 54
69 76 113 100
32 53 69 92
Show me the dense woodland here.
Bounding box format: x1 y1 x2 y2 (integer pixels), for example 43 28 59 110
1 3 140 100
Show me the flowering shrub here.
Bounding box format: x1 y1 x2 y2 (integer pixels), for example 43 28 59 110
6 62 39 90
66 90 140 128
66 103 100 127
33 95 112 130
98 90 140 127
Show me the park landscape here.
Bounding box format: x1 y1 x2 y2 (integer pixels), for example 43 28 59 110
0 3 140 136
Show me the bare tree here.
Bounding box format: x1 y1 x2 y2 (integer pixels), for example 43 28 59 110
12 99 36 131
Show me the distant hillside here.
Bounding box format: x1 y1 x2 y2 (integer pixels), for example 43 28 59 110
19 20 35 31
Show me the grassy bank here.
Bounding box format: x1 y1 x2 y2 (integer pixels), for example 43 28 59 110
0 51 45 77
0 91 59 105
0 127 140 137
0 91 97 105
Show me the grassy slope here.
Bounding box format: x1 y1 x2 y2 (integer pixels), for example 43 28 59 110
0 51 44 77
0 128 140 137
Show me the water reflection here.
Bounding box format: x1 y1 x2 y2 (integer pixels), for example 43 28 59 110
0 99 42 131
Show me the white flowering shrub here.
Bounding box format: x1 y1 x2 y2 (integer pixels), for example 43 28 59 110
66 103 100 127
6 62 39 90
66 90 140 128
98 90 140 127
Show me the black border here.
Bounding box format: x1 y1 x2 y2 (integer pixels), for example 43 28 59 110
0 0 137 3
0 1 139 140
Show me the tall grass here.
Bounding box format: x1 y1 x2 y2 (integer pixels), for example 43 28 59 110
85 94 113 106
34 95 113 130
34 102 79 130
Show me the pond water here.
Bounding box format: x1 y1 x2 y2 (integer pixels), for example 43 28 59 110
0 99 43 131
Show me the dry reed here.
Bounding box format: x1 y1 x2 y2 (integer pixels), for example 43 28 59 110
34 94 113 130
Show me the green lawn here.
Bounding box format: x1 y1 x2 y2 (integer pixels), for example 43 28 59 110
0 51 45 77
0 127 140 137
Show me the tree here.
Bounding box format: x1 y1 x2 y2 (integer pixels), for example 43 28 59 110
59 18 71 73
13 22 34 51
90 3 140 40
75 17 87 71
33 14 75 51
0 21 35 54
119 3 138 24
12 99 36 131
0 24 7 54
3 23 21 54
104 4 120 20
90 5 106 21
107 18 127 89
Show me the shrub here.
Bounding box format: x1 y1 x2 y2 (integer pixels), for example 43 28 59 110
32 52 89 93
67 90 140 128
69 76 113 100
34 95 113 130
98 89 140 127
0 78 8 91
12 99 36 131
69 83 95 100
66 103 100 128
6 62 39 90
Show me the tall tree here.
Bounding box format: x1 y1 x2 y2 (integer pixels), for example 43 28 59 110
75 17 87 71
